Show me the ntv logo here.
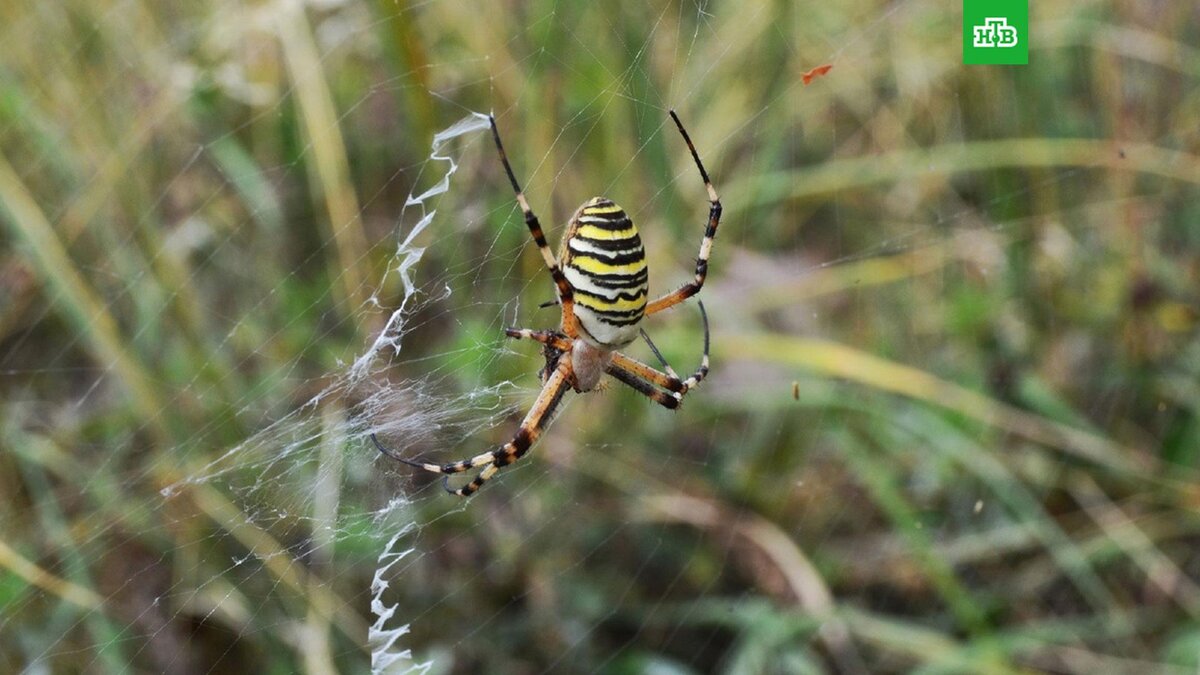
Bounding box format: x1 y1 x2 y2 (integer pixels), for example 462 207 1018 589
973 17 1019 48
964 2 1027 64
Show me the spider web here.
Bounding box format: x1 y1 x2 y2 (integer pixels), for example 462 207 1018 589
2 0 1199 673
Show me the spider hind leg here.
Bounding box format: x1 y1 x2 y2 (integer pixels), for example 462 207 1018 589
371 433 492 474
640 300 710 393
377 356 574 497
604 300 711 409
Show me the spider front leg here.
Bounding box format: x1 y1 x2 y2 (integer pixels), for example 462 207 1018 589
489 116 578 336
646 111 722 316
373 354 574 497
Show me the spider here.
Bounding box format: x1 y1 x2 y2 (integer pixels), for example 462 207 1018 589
373 110 721 497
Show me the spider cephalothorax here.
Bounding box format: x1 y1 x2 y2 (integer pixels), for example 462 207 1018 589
373 110 721 496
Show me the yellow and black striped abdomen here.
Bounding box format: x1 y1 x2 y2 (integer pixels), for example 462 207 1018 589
561 197 648 348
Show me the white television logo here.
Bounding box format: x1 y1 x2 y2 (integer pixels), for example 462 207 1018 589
973 17 1019 48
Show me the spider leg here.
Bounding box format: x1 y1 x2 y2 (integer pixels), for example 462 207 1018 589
371 434 494 474
504 328 572 383
607 300 711 408
646 111 722 316
489 116 578 335
503 327 572 351
638 329 680 380
375 355 575 497
605 359 680 410
446 356 574 497
638 300 710 393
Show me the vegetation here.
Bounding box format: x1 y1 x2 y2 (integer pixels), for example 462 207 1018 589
2 0 1199 672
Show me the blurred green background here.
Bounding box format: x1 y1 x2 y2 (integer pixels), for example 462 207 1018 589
3 0 1200 673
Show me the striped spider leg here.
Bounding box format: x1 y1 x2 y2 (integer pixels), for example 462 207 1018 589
511 301 710 412
646 111 722 316
374 352 574 497
373 110 719 496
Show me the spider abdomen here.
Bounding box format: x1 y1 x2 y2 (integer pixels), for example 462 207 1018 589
561 197 648 348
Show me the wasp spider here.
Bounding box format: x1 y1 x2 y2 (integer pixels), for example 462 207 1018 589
373 111 721 496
